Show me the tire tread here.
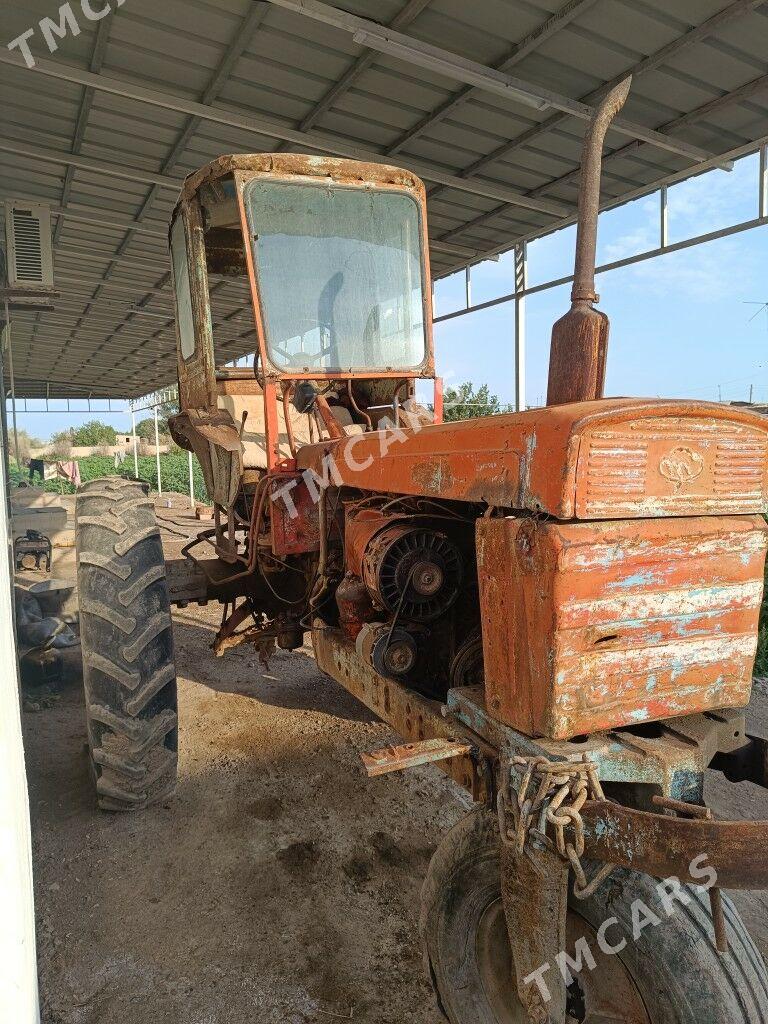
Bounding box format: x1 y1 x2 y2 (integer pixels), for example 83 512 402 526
76 478 178 812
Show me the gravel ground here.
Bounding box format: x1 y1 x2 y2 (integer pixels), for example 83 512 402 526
24 602 468 1024
18 493 768 1023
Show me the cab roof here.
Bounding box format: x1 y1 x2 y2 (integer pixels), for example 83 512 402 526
179 153 426 205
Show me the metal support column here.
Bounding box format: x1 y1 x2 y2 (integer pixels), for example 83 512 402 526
188 449 195 509
0 339 41 1023
4 301 20 470
514 243 527 412
0 328 11 522
760 144 767 220
153 405 162 497
660 185 669 248
131 410 139 478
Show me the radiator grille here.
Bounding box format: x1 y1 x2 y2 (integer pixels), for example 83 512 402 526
577 417 768 518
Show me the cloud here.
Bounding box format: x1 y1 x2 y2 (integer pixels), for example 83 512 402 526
665 155 758 238
602 226 656 263
608 238 754 303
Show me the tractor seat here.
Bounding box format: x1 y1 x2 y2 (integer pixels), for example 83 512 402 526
217 393 363 469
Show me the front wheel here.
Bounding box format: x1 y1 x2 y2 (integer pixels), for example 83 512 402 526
76 478 178 811
421 809 768 1023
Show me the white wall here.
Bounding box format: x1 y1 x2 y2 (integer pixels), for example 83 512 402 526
0 389 40 1020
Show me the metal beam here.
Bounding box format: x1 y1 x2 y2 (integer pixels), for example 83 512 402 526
53 11 115 247
55 243 169 271
0 50 573 218
55 274 171 299
48 205 167 237
12 188 489 267
429 239 493 259
514 243 526 412
0 140 182 190
529 71 768 201
435 210 768 324
265 0 722 165
30 12 115 385
441 0 762 188
439 71 768 252
0 51 569 217
53 3 273 378
296 0 431 134
386 0 598 156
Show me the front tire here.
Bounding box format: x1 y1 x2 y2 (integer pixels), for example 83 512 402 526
421 809 768 1023
76 478 178 811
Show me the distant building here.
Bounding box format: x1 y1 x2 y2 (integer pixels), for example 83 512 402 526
729 401 768 417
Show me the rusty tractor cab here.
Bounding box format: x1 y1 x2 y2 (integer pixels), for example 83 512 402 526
167 154 437 507
75 81 768 1024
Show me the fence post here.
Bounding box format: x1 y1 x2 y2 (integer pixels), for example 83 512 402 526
188 449 195 509
131 410 139 478
154 406 162 496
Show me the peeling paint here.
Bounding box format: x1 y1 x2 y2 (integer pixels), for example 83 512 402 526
479 514 767 739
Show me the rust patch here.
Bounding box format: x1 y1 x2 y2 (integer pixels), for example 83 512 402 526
477 514 768 739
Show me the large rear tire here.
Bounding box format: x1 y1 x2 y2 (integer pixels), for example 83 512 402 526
421 809 768 1023
75 478 178 811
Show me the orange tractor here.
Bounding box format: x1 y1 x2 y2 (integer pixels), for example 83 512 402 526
76 82 768 1023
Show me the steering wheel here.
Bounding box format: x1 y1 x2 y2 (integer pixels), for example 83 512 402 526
271 319 334 367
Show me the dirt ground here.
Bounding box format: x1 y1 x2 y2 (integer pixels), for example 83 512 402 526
18 492 768 1023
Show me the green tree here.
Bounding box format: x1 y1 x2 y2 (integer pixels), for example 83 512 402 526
70 420 117 446
8 429 44 466
443 382 502 422
135 400 178 440
135 418 159 440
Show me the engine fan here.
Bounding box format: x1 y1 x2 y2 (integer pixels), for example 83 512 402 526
362 524 463 622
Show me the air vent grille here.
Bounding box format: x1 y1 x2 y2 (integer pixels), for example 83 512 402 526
6 202 53 289
576 417 768 518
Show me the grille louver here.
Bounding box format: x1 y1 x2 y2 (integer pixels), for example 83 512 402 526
5 203 53 289
576 417 768 518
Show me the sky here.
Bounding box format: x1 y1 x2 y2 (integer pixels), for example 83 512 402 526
11 152 768 440
432 151 767 410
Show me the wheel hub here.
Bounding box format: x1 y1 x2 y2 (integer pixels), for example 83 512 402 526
475 899 650 1024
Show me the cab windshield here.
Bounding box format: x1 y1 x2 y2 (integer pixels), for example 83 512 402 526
244 179 427 373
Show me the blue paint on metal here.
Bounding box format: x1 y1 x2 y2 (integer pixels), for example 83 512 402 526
607 571 656 590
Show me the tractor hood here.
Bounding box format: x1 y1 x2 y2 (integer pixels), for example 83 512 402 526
296 398 768 520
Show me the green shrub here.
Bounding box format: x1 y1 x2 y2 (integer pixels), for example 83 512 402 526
52 420 117 447
9 451 209 503
443 382 503 421
135 417 170 439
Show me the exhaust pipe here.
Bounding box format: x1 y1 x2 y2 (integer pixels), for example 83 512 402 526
546 76 632 406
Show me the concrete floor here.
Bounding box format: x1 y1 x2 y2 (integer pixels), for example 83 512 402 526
18 494 768 1023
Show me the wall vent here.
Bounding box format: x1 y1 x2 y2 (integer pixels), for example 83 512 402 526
5 202 53 289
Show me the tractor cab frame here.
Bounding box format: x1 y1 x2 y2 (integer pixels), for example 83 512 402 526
168 155 441 511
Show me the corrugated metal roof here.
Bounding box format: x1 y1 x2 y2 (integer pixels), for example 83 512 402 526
1 0 767 397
